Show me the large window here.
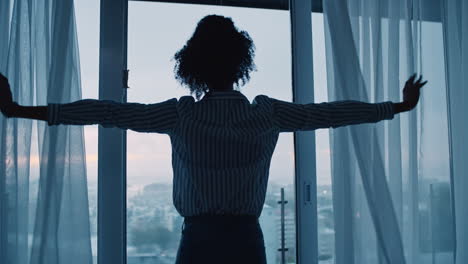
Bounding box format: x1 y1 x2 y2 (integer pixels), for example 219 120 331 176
48 2 455 264
96 1 325 263
126 2 296 263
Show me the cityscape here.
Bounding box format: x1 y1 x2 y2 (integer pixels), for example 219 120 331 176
87 181 335 264
87 177 453 264
26 173 452 264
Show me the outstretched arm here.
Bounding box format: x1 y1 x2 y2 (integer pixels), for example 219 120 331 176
262 74 426 132
0 73 178 133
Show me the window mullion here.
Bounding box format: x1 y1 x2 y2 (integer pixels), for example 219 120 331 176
98 0 128 264
290 0 318 263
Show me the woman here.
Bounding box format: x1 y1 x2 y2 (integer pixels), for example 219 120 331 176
0 15 425 264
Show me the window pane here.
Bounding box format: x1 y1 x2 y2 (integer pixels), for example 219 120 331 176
312 13 335 263
75 1 100 262
416 21 454 263
126 2 295 264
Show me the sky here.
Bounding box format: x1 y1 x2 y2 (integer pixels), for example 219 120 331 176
73 0 333 188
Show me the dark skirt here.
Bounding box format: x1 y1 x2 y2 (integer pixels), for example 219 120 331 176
175 214 267 264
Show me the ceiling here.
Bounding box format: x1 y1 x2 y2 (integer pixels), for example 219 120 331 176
130 0 323 12
129 0 441 22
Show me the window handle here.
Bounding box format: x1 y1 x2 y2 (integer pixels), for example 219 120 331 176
123 69 130 89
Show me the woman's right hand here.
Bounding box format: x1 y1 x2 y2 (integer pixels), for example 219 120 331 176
394 74 427 114
0 73 16 117
402 74 427 110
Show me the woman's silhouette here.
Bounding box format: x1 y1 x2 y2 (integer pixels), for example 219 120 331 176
0 15 426 264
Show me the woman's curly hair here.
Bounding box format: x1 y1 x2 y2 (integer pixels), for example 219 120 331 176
174 15 256 100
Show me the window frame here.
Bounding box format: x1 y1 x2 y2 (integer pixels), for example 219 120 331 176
98 0 318 263
98 1 128 264
290 1 318 263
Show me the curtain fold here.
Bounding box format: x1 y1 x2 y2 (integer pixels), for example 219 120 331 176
442 1 468 263
324 1 406 263
0 0 92 263
324 0 454 263
1 0 34 263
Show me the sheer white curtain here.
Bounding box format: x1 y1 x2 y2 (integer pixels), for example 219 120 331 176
442 1 468 263
0 0 92 264
323 0 454 263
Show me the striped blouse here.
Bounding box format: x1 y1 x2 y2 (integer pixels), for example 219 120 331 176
47 90 394 217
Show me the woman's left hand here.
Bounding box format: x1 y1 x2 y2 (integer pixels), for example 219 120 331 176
0 73 15 117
